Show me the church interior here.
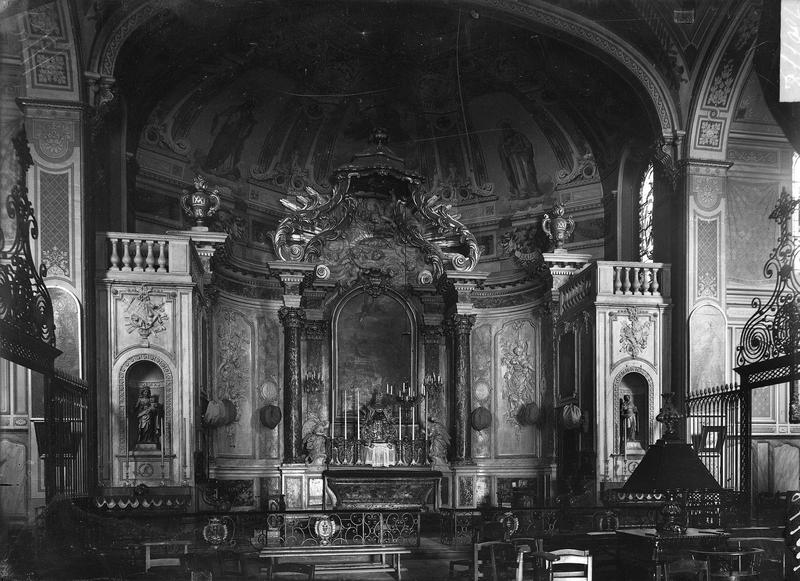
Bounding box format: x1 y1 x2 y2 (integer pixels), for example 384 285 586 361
1 0 800 579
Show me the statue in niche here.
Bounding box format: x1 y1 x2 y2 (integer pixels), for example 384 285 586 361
427 417 450 465
302 413 329 465
135 386 162 447
497 120 542 199
620 394 639 444
202 97 257 179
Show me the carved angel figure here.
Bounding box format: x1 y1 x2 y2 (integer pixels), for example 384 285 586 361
302 413 329 465
427 417 450 465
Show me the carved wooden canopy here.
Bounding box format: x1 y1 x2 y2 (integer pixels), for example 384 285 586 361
272 130 480 284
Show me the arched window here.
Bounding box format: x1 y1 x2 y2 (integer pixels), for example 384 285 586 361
639 163 655 262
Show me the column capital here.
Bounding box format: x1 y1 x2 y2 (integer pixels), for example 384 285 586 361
422 324 443 344
278 306 306 328
451 313 476 335
303 319 328 341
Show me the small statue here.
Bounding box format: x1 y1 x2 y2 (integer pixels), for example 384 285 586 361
620 394 638 442
427 417 450 465
135 386 161 446
302 413 329 465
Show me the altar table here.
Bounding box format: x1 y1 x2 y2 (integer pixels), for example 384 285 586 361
323 468 441 510
616 527 729 581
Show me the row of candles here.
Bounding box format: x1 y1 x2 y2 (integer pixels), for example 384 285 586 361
340 375 442 442
123 412 189 482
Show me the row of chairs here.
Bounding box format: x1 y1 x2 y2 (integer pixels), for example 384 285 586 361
450 539 592 581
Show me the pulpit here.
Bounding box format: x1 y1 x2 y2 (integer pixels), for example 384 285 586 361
323 468 441 510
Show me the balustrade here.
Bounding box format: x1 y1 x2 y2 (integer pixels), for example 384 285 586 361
597 261 669 298
99 233 196 277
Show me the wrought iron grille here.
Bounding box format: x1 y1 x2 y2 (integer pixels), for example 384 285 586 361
735 188 800 406
43 371 89 501
0 126 58 372
264 510 420 547
685 383 747 494
736 188 799 366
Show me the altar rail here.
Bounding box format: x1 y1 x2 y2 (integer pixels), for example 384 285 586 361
264 510 421 547
440 505 657 545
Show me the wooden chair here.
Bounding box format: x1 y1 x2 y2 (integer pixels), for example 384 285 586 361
727 537 785 579
549 549 592 581
514 547 559 581
449 540 513 580
509 538 546 580
689 548 765 580
260 562 316 580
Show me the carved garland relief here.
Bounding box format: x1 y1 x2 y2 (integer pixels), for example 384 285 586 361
214 309 252 449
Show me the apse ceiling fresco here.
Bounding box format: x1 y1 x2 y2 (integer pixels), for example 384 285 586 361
120 2 659 239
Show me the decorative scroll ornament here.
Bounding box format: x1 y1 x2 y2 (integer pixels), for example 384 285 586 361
736 188 800 366
272 129 480 282
619 307 650 358
181 175 221 228
542 202 575 252
0 127 57 358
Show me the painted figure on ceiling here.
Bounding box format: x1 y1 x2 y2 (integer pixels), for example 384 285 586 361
498 120 542 199
202 96 257 180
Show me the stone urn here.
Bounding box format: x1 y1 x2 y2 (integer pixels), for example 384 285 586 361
181 175 221 229
542 202 575 252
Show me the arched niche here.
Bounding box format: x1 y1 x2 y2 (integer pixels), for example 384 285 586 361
612 367 655 454
330 287 418 439
118 354 172 453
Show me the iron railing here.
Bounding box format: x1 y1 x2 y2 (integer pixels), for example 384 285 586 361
263 510 421 547
42 371 89 501
685 383 748 494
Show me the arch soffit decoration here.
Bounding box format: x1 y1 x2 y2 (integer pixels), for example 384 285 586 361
686 1 760 159
87 0 679 140
611 364 657 451
115 351 175 452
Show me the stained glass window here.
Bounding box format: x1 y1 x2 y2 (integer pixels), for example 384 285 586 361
639 163 655 262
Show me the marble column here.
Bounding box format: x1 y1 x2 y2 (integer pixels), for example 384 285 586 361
279 306 305 463
451 314 476 464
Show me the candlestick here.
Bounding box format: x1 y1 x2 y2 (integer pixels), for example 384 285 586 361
412 407 415 441
399 405 402 439
344 391 347 440
182 418 187 469
357 390 360 440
